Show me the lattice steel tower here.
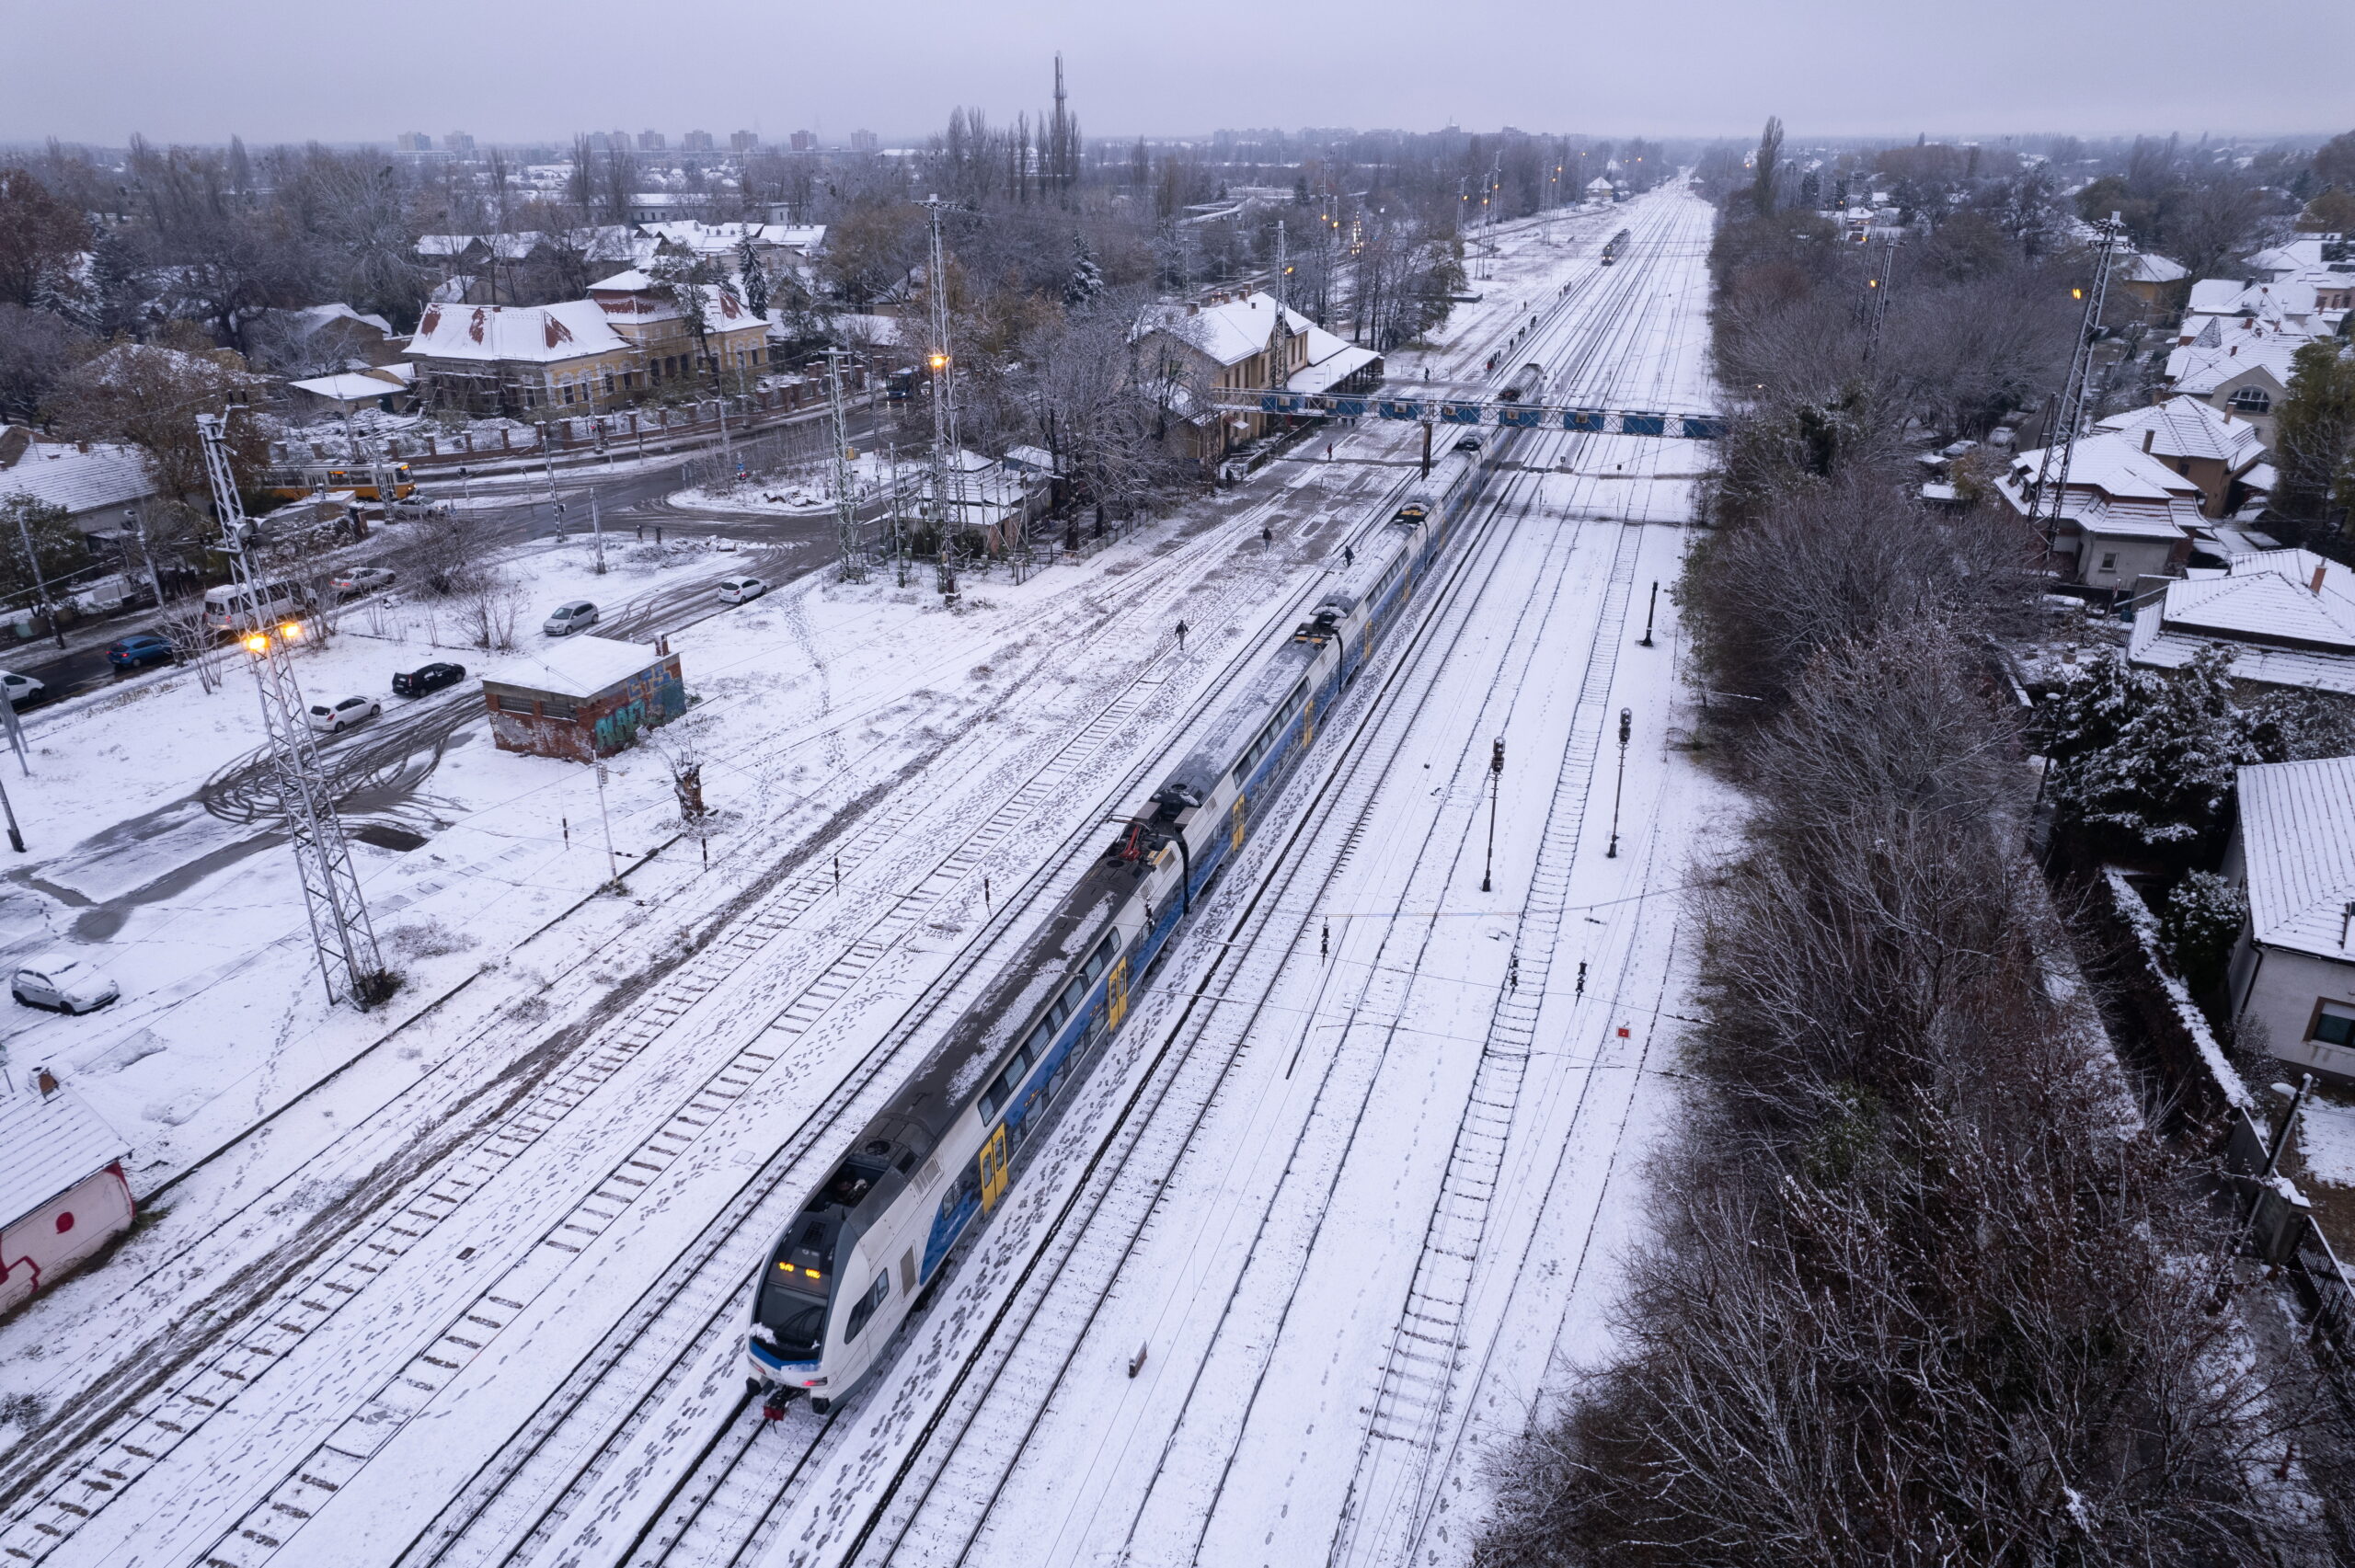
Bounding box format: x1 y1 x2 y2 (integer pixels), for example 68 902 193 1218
198 413 388 1007
2028 213 2125 555
922 195 963 599
826 348 866 580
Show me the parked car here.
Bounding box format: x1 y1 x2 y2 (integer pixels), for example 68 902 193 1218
718 576 767 605
0 670 43 706
307 694 381 734
332 567 397 598
106 634 176 671
11 955 120 1014
543 601 599 636
392 661 465 698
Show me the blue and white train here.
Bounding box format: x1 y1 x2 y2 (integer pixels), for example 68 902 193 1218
748 445 1490 1414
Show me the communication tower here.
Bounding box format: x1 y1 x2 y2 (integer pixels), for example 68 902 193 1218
2028 214 2125 556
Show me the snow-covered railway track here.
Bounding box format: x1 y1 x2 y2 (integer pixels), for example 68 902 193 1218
0 463 1413 1568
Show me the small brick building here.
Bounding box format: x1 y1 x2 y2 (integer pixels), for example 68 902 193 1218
482 635 684 762
1 1075 134 1312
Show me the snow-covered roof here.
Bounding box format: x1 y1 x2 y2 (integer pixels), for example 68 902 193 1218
2096 398 2266 471
0 1082 128 1229
1146 291 1313 369
2247 238 2333 280
0 441 155 516
2167 338 2303 397
482 634 670 699
2234 755 2355 965
288 371 409 404
407 300 627 364
417 234 480 258
2120 253 2187 285
2130 548 2355 696
1002 444 1059 474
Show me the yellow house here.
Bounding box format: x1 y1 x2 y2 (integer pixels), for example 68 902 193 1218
586 270 773 394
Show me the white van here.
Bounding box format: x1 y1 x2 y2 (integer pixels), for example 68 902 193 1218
203 578 310 634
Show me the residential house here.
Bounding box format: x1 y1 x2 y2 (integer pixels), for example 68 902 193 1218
2129 548 2355 698
1998 432 2201 592
584 270 773 391
286 365 418 418
2164 336 2303 442
405 299 637 416
640 221 825 267
247 303 406 373
0 428 159 549
2224 754 2355 1082
2116 252 2188 316
2093 397 2267 518
1132 291 1384 462
0 1074 133 1311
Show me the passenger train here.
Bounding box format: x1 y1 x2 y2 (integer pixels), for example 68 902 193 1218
1600 227 1632 266
747 443 1493 1414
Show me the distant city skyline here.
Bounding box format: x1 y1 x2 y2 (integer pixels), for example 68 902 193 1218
6 0 2349 146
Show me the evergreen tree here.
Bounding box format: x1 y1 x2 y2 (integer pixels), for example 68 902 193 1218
736 235 770 321
1063 230 1104 309
2037 646 2257 852
2270 338 2355 544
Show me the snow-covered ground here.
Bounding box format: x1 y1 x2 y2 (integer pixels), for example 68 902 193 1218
0 189 1724 1568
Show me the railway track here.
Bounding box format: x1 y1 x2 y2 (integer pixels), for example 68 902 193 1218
0 457 1414 1568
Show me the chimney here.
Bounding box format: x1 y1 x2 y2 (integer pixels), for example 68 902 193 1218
2314 564 2329 595
2142 429 2154 452
35 1066 57 1098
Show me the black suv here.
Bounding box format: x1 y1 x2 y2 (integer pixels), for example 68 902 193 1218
393 661 465 698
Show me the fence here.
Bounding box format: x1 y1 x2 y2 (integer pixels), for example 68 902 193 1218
2091 869 2355 1365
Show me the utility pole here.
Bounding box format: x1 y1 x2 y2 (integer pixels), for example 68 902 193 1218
2028 213 2124 565
1606 707 1631 859
594 760 620 887
10 506 66 649
1637 581 1659 647
922 194 961 601
827 348 865 580
198 412 388 1008
1275 220 1289 311
590 486 606 575
124 502 166 610
1482 737 1504 893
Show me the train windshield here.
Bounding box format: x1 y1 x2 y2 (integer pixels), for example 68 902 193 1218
755 1271 830 1358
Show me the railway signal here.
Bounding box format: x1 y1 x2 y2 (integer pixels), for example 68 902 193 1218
1638 581 1659 647
1607 708 1632 859
1482 737 1504 892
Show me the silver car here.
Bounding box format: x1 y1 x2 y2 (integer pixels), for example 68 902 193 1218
12 955 120 1014
544 601 600 636
307 694 382 734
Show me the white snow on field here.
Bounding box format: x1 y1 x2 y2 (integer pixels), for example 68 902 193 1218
0 187 1723 1568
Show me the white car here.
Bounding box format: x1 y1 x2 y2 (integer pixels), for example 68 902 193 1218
718 576 767 604
307 694 381 734
1 670 43 706
544 601 600 636
332 567 397 597
12 955 120 1014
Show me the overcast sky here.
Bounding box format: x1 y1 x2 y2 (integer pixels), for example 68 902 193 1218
7 0 2350 148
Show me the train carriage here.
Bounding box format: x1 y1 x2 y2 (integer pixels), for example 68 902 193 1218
749 445 1488 1414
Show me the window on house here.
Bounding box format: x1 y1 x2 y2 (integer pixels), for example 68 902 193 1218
2229 386 2272 415
493 692 534 714
2315 1001 2355 1049
2098 552 2118 571
562 384 575 405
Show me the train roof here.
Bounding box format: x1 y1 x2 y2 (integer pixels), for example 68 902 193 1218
1159 636 1322 802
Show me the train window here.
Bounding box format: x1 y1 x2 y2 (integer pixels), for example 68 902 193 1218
844 1273 890 1341
756 1289 829 1359
1087 935 1117 979
1028 1020 1054 1059
1062 974 1090 1014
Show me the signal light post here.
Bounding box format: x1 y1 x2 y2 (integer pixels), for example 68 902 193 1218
1606 707 1631 859
1482 737 1504 892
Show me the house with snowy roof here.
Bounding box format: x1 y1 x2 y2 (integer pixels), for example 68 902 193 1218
2163 336 2304 442
2093 398 2267 519
1132 290 1383 460
2129 549 2355 698
1998 431 2201 593
0 1074 133 1311
584 270 773 390
405 300 635 417
2116 252 2188 316
2223 754 2355 1082
0 428 159 548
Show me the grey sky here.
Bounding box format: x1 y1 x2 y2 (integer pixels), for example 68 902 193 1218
7 0 2350 147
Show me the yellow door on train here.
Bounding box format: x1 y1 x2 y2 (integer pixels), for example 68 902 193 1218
978 1124 1010 1213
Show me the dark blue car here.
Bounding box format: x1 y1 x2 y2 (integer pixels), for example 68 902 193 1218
107 634 176 671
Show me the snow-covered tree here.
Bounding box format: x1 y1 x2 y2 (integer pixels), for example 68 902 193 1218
736 235 770 321
1063 230 1104 309
2160 869 2246 998
2037 646 2257 852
